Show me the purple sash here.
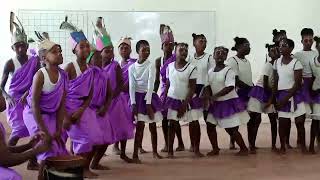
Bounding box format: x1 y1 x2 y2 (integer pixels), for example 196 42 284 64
23 69 69 160
208 98 247 119
276 90 304 112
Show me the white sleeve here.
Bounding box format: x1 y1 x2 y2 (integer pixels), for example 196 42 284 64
146 63 156 104
225 57 239 76
128 66 136 105
262 63 272 77
225 69 236 87
294 60 303 70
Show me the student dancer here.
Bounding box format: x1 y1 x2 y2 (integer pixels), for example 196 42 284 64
155 24 184 152
114 36 146 155
204 46 249 156
294 28 317 116
1 12 40 170
61 16 103 178
93 18 135 163
129 40 163 163
225 37 256 153
23 32 69 179
308 36 320 153
186 33 212 153
273 38 307 154
1 12 39 146
248 44 280 151
86 47 114 169
165 42 203 158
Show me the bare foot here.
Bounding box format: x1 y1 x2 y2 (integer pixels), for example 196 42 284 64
309 148 316 154
153 152 163 159
301 146 308 154
161 146 168 152
235 149 248 156
249 147 257 154
113 146 121 155
278 148 286 155
139 147 148 154
167 153 175 159
189 145 194 152
194 152 205 158
120 154 133 163
90 164 110 170
229 143 237 150
132 157 142 164
27 160 39 171
207 149 219 156
176 145 185 152
83 169 99 179
271 147 278 153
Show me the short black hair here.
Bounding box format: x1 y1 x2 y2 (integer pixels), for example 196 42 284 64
272 29 287 42
231 37 248 51
192 33 206 41
175 42 188 50
314 36 320 45
214 46 229 53
301 28 314 37
282 38 295 48
265 43 277 51
136 40 149 53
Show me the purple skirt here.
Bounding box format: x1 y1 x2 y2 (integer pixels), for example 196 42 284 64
133 92 163 115
107 92 134 141
0 167 22 180
237 86 253 104
276 90 304 112
164 97 184 110
248 86 271 103
302 77 313 103
208 98 247 119
190 84 205 110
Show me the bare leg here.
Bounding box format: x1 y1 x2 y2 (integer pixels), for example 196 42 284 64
168 120 178 158
149 122 162 159
133 121 144 164
278 118 290 154
309 120 319 154
80 151 98 178
113 142 121 155
225 127 248 156
295 114 307 153
190 121 204 158
175 122 185 151
91 145 110 170
120 140 133 163
161 118 169 152
206 122 219 156
268 113 278 150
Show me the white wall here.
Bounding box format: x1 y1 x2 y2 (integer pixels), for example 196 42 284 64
1 0 319 81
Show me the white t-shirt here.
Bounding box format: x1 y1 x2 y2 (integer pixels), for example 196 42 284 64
207 66 238 101
167 62 197 100
294 50 318 78
255 62 274 88
273 58 303 90
128 60 156 105
310 56 320 90
188 52 214 85
225 56 253 86
39 67 61 92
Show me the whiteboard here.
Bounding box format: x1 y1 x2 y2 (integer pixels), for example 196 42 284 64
18 10 216 62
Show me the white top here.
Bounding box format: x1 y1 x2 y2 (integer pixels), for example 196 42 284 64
129 60 156 105
273 58 303 90
10 55 32 76
167 62 197 100
208 66 238 101
294 50 318 78
39 67 60 92
310 56 320 90
188 53 214 85
255 62 274 88
225 56 253 86
72 60 82 77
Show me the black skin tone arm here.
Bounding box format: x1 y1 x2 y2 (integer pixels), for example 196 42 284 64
97 80 113 117
0 59 14 98
0 129 48 167
235 76 251 89
154 57 161 92
113 65 124 98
